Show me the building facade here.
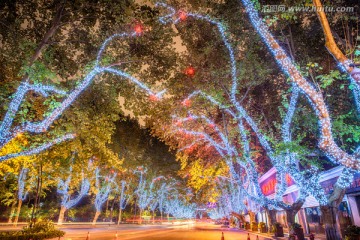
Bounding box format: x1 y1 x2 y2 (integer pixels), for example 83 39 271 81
253 166 360 234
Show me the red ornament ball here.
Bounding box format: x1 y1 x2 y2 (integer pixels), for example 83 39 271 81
134 24 143 34
149 94 158 101
185 66 195 76
182 99 191 107
179 11 187 21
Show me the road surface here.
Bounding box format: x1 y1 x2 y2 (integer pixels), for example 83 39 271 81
51 223 271 240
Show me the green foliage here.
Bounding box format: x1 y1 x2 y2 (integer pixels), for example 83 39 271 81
290 222 302 230
0 220 65 240
316 70 342 89
19 52 59 85
258 222 266 227
333 111 360 145
344 225 360 240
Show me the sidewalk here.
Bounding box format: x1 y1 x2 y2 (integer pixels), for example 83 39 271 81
237 228 326 240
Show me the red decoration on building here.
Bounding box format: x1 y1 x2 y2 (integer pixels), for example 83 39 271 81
179 11 187 21
260 172 295 196
285 173 294 185
261 178 277 196
185 66 195 77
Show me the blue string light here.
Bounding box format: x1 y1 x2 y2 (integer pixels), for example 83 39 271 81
0 134 75 162
94 167 117 212
0 29 165 162
239 0 360 170
18 168 28 202
57 165 90 210
158 2 332 214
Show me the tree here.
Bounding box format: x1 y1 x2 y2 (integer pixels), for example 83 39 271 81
117 180 131 225
13 168 29 226
239 0 360 170
57 161 90 225
92 167 117 225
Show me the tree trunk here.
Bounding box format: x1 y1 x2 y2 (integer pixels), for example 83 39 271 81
139 209 142 224
312 0 348 64
319 184 346 240
27 1 65 67
285 206 305 240
13 199 22 226
323 206 341 240
57 206 67 225
266 208 277 231
117 208 122 225
109 197 116 223
31 163 42 225
92 211 101 225
152 210 155 224
105 198 109 221
231 212 245 224
8 201 16 223
285 208 296 227
248 211 256 223
320 205 341 240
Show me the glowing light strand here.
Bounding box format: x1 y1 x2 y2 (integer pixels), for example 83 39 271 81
119 181 130 211
337 63 360 115
57 166 90 210
94 168 117 212
0 134 75 162
18 168 28 201
240 0 360 170
159 2 327 214
0 30 165 162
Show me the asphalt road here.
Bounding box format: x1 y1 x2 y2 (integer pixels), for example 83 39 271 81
50 223 272 240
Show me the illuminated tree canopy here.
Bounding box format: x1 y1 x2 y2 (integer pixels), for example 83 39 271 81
0 0 359 238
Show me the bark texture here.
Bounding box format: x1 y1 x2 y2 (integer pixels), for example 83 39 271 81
57 206 67 225
92 211 101 225
13 199 22 226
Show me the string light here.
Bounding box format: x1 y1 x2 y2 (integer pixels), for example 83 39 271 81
0 134 75 162
0 29 165 162
94 167 117 212
338 62 360 114
18 168 28 201
57 165 90 210
240 0 360 170
158 3 337 217
119 181 130 211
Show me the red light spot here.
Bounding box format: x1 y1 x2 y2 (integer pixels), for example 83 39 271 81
185 66 195 77
182 99 191 107
208 123 215 128
149 94 158 101
179 11 187 21
135 25 143 34
286 174 293 185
